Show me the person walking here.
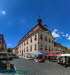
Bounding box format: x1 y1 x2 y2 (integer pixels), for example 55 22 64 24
34 56 39 63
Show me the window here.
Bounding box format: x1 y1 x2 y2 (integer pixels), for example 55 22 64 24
30 45 32 51
30 37 32 42
35 44 36 51
40 34 43 39
27 40 28 44
45 46 47 50
27 47 28 52
40 44 42 50
49 38 51 42
22 50 23 56
45 36 47 41
24 42 25 45
49 47 50 51
34 35 37 41
24 48 25 52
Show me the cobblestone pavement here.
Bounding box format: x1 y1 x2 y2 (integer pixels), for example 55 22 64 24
10 58 70 75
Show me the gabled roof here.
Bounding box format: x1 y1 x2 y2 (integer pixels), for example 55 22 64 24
18 24 50 45
54 42 68 49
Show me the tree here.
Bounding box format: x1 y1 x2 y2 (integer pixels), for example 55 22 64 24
7 48 13 53
67 49 70 53
0 47 4 52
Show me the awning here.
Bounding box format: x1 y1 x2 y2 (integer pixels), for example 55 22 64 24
46 54 54 56
30 51 42 55
54 53 62 56
58 54 70 57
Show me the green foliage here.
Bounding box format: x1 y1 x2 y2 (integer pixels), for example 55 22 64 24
67 49 70 53
7 48 12 53
50 56 56 61
0 47 4 51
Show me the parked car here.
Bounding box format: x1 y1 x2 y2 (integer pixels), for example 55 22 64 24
37 59 45 62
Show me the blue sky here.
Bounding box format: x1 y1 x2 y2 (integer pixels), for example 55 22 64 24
0 0 70 48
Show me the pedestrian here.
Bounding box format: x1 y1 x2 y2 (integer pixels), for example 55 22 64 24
34 56 39 63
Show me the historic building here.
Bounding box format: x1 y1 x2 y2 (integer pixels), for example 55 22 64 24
0 34 7 52
13 47 18 56
54 42 68 53
15 18 54 57
13 18 68 58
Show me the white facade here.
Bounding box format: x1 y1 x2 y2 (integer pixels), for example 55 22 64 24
38 30 54 54
17 29 54 58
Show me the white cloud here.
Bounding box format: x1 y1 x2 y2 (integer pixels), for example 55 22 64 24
68 35 70 40
7 44 12 47
66 34 69 37
52 29 60 38
0 10 6 15
61 32 64 34
52 29 70 41
62 35 65 36
62 33 70 40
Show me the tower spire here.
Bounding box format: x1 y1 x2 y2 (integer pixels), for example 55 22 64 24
37 16 42 25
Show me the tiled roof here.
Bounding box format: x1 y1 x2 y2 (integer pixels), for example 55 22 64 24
18 24 49 45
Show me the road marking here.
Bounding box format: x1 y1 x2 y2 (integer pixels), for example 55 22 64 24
14 66 19 75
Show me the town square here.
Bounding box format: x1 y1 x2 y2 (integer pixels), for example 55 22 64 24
0 0 70 75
